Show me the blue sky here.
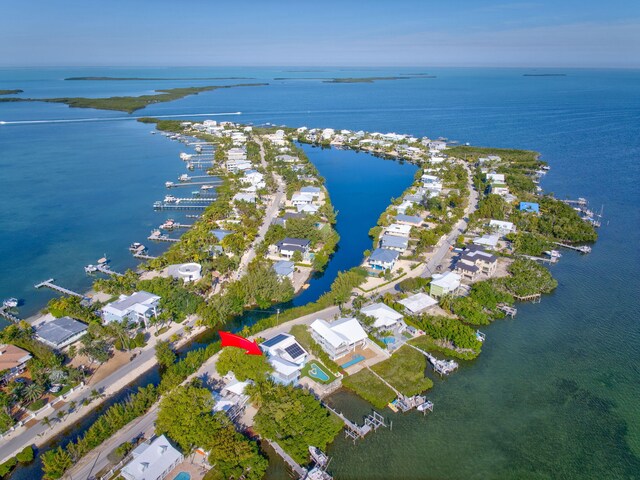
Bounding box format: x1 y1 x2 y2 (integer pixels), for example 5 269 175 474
1 0 639 67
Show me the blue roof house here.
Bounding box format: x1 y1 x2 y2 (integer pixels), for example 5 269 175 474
368 248 400 271
519 202 540 213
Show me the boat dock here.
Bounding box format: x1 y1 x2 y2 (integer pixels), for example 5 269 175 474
95 264 123 277
34 279 85 299
561 197 587 206
321 402 387 442
553 242 592 254
179 174 214 182
153 202 208 211
167 181 220 188
133 252 157 260
518 254 558 264
497 304 518 317
404 344 459 376
266 440 307 479
0 307 21 323
148 231 179 243
513 293 542 303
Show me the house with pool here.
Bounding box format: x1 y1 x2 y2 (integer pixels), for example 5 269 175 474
310 318 368 361
260 333 308 385
121 434 183 480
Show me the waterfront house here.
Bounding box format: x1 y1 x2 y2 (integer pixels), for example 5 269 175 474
519 201 540 213
167 263 202 283
489 219 516 235
226 159 252 173
275 238 311 259
321 128 335 140
458 245 498 277
395 214 422 227
300 186 322 198
380 234 409 252
429 271 462 298
385 223 412 237
297 203 320 214
121 435 183 480
276 154 299 163
35 316 88 350
291 192 314 207
233 192 257 204
473 234 500 249
310 318 368 360
396 200 414 215
429 140 447 151
360 303 404 330
398 292 438 314
0 344 32 382
368 248 400 271
486 173 505 183
101 291 160 328
260 333 308 385
489 183 510 196
273 260 295 280
227 147 247 161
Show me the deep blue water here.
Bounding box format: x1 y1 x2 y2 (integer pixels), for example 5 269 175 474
1 67 639 479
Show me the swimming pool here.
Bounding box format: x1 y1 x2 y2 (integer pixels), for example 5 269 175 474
307 362 330 382
382 337 396 345
340 354 365 369
173 472 191 480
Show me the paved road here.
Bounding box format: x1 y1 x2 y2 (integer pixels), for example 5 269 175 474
0 319 195 465
236 138 285 279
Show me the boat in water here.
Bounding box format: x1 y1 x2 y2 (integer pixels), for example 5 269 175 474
84 264 98 273
164 195 177 203
160 219 176 230
2 298 18 309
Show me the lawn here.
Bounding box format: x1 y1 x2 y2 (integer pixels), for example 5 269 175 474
341 369 395 409
301 360 337 384
371 346 433 396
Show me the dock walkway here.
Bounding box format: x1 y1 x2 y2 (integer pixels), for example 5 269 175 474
95 265 123 277
0 307 21 323
266 440 307 479
404 344 459 375
34 279 84 298
553 242 592 254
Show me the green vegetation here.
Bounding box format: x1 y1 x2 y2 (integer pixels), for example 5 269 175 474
156 384 267 480
41 385 158 479
290 325 341 374
0 446 33 476
501 258 558 297
397 276 430 292
342 369 395 409
46 295 100 323
509 231 554 256
447 145 543 168
408 315 482 358
0 89 22 95
215 346 273 382
0 84 268 113
409 335 477 361
155 341 177 369
371 346 433 396
249 382 343 464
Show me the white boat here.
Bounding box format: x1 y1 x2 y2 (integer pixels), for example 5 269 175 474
84 264 98 273
165 181 174 188
200 184 214 190
179 174 190 182
129 242 143 251
544 250 562 258
97 256 108 265
417 400 434 412
150 131 156 135
160 219 175 230
180 152 193 161
164 195 177 203
2 298 18 308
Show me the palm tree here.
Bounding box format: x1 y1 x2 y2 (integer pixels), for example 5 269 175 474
24 383 44 404
42 416 52 430
49 369 67 384
439 294 454 313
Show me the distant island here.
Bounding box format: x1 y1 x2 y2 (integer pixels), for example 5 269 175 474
64 76 255 81
273 76 435 83
523 74 567 77
0 83 268 113
0 89 23 95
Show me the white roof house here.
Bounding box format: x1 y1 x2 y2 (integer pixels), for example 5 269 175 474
430 272 462 297
385 223 412 237
291 192 314 206
260 333 308 386
398 293 438 314
310 318 368 360
121 435 183 480
473 234 500 248
101 291 160 327
489 220 515 234
361 303 404 329
486 173 505 183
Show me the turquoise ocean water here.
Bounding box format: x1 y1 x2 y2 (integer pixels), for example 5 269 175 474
1 67 638 479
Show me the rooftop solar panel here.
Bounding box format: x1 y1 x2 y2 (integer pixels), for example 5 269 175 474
261 333 288 348
284 343 305 359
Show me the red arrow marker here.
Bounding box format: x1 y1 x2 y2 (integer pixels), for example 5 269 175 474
219 331 263 355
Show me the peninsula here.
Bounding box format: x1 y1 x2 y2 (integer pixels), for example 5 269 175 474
0 120 598 480
64 76 255 81
0 83 268 113
0 89 23 95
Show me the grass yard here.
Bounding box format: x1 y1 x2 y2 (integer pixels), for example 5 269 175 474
371 346 433 396
409 335 479 361
302 360 337 384
341 369 395 409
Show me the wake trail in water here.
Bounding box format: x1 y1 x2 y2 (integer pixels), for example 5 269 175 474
0 111 242 126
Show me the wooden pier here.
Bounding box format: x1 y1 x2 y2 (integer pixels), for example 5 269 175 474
0 306 21 323
561 198 587 206
320 402 387 442
497 304 517 317
95 265 123 277
512 293 541 303
147 233 179 243
266 440 308 479
167 181 220 188
518 254 557 264
553 242 592 254
133 252 157 260
34 279 85 299
404 344 458 376
153 203 208 211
